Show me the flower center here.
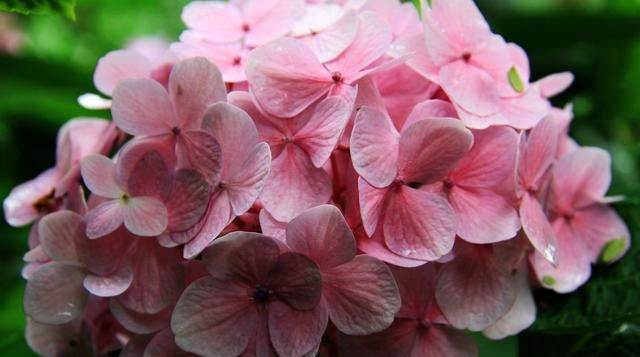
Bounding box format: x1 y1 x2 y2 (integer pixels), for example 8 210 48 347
462 52 472 63
242 24 251 33
331 71 343 83
171 126 181 136
32 188 59 213
252 285 274 304
232 56 242 66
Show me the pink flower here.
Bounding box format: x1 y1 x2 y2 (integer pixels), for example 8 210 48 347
530 147 630 293
350 107 473 262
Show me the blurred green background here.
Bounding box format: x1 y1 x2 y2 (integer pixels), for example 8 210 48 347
0 0 639 355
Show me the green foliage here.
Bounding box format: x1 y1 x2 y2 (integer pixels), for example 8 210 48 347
0 0 76 20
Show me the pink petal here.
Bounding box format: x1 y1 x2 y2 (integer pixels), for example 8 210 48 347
144 327 188 357
94 49 152 96
398 118 473 185
26 319 91 357
267 252 323 311
520 193 558 264
83 265 133 297
171 277 258 357
243 0 306 47
409 325 478 357
203 233 280 282
450 126 518 188
384 187 455 261
439 61 500 117
118 140 174 200
181 1 244 42
259 209 287 242
517 117 558 192
120 335 152 357
450 187 520 244
110 299 172 334
571 204 630 263
350 107 399 188
286 204 356 268
119 241 185 314
357 178 388 237
183 191 233 259
401 98 456 131
56 117 113 173
539 72 574 98
436 247 517 331
322 255 401 335
388 264 440 319
169 57 227 129
224 142 272 216
85 200 125 239
357 230 426 268
78 227 134 276
166 168 212 232
502 85 551 130
552 147 611 211
176 130 223 186
269 301 327 357
299 9 358 62
38 210 83 265
24 263 87 324
294 97 351 168
327 11 392 80
123 197 169 237
337 319 419 357
245 38 332 118
260 145 332 222
80 155 122 199
111 79 175 136
3 168 59 226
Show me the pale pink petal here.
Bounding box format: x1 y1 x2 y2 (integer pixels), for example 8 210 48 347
295 96 351 168
322 255 400 335
350 107 399 188
57 117 113 171
24 263 87 324
169 57 227 129
26 319 92 357
176 130 223 185
80 155 122 199
123 197 168 237
517 117 558 191
260 145 332 222
436 247 517 331
327 11 392 79
110 299 172 335
552 147 611 211
450 187 520 244
83 265 133 297
171 277 257 357
520 193 558 264
94 50 152 96
259 209 287 242
78 93 112 110
357 231 426 268
401 98 456 131
3 168 59 226
539 72 574 98
183 191 233 259
357 177 389 237
269 302 327 357
225 142 272 216
530 218 591 293
111 79 175 136
390 34 439 82
398 118 473 185
85 200 125 239
299 10 358 62
244 0 306 47
571 204 630 263
245 38 332 118
502 85 551 130
291 4 344 36
286 204 356 268
166 168 212 232
38 210 83 265
181 1 244 42
384 187 455 261
439 61 500 117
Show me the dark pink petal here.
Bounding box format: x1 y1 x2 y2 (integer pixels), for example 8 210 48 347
182 191 233 259
350 107 399 188
450 187 520 244
112 79 175 136
176 131 223 186
171 277 258 357
286 204 356 268
244 0 306 47
83 265 133 297
552 147 611 211
202 232 276 280
110 299 172 334
520 193 558 264
24 262 87 324
268 252 323 311
3 168 59 226
439 61 499 117
409 326 478 357
384 187 456 261
357 178 388 237
144 327 193 357
436 247 517 331
572 204 630 263
390 262 440 320
79 227 134 277
166 168 212 232
38 210 83 265
402 99 457 130
245 38 332 118
322 255 401 335
80 155 122 199
120 144 173 200
85 200 125 239
260 145 332 222
169 57 227 129
225 142 272 216
123 197 169 237
268 301 327 357
26 318 92 357
181 1 243 41
517 117 558 192
94 50 152 96
539 72 574 98
398 118 473 185
119 241 185 314
294 97 351 168
120 335 153 357
337 319 417 357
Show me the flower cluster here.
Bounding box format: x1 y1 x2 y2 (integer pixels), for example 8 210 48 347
4 0 631 356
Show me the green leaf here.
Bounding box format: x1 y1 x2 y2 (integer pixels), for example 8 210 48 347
0 0 76 20
508 66 525 93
